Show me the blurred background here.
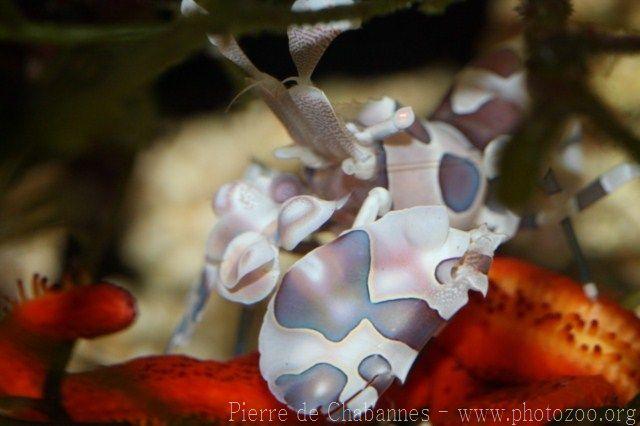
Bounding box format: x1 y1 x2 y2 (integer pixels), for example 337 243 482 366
1 0 640 370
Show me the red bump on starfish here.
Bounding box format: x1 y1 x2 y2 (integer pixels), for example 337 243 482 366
435 257 640 403
381 343 485 411
432 376 618 425
0 275 136 399
13 280 136 340
61 353 298 424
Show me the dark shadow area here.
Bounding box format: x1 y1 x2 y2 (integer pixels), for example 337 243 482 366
156 1 488 116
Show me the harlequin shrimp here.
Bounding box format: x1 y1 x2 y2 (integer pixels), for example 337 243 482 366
170 0 640 416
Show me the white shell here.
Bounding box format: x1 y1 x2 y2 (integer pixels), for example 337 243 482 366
383 120 487 230
259 207 500 413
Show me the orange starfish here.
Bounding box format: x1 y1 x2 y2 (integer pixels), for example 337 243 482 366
0 276 136 399
437 258 640 401
0 258 638 425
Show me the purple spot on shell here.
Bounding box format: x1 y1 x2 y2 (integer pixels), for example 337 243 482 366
275 363 347 412
275 230 445 350
274 231 371 342
432 96 523 150
358 354 394 394
439 154 480 213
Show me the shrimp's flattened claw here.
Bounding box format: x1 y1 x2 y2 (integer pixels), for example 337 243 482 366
217 232 280 304
278 194 348 250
